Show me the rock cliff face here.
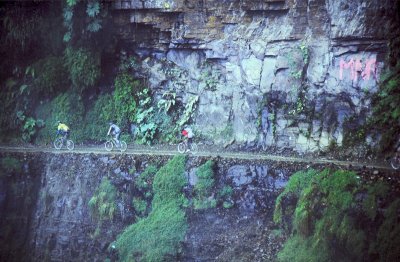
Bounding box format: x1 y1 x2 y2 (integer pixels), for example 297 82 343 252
0 152 293 261
112 0 395 152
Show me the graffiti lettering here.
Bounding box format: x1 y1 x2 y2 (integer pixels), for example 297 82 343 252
339 58 376 81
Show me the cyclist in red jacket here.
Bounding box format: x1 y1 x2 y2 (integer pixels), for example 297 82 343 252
181 126 194 151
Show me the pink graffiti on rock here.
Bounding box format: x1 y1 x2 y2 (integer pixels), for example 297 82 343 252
339 58 376 81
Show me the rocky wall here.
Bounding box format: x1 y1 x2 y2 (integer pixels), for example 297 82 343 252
0 152 297 261
1 150 396 261
111 0 396 153
0 154 42 262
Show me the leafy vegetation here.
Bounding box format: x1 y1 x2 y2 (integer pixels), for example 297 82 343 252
274 168 400 262
0 0 115 144
342 115 368 148
368 3 400 152
119 55 139 73
135 165 157 194
157 91 176 113
194 160 216 209
17 113 45 143
132 197 148 218
286 42 309 80
135 88 157 144
29 56 68 95
84 94 115 141
88 177 118 221
177 95 199 128
36 91 85 143
369 64 400 152
63 47 100 92
113 73 140 129
218 185 234 209
0 0 199 146
199 63 220 91
155 110 179 143
0 85 21 142
154 91 181 143
114 155 188 262
372 199 400 260
63 0 111 46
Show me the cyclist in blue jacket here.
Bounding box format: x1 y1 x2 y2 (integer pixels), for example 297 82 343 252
107 122 121 146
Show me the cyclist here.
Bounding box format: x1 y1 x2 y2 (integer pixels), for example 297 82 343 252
395 138 400 159
107 122 121 146
56 121 70 139
389 138 400 169
181 126 194 151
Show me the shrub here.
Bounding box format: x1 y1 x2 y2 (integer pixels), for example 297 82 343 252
274 168 400 262
370 64 400 152
135 165 158 193
1 4 42 52
0 80 34 142
114 155 188 262
362 181 389 220
30 56 68 95
155 110 179 143
84 94 115 141
273 169 317 226
177 95 199 128
135 88 157 145
373 199 400 261
63 46 100 91
14 110 45 143
35 91 84 143
88 177 118 221
222 200 234 209
21 117 45 142
151 155 187 208
113 73 141 130
277 235 330 262
218 185 233 198
218 185 234 209
132 197 148 218
157 91 176 113
193 160 216 210
274 169 363 261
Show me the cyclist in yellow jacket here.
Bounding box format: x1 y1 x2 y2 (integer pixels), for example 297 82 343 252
57 121 70 138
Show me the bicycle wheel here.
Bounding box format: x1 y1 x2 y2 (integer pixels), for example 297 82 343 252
177 142 186 153
390 157 400 170
105 140 113 152
190 143 198 154
54 138 63 150
66 140 74 151
120 141 127 152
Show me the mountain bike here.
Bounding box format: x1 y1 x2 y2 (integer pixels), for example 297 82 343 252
390 152 400 170
54 136 74 151
105 136 127 152
177 139 198 154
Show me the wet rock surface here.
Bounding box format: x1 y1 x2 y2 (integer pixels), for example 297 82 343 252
0 152 398 261
183 209 282 262
110 0 396 155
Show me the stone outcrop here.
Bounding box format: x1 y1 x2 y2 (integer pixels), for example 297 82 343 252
112 0 396 153
0 152 293 261
0 151 395 261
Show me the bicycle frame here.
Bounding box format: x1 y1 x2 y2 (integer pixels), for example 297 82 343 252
105 136 127 152
178 138 198 154
54 136 74 150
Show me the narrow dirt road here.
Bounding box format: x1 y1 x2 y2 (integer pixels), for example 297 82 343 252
0 145 393 171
